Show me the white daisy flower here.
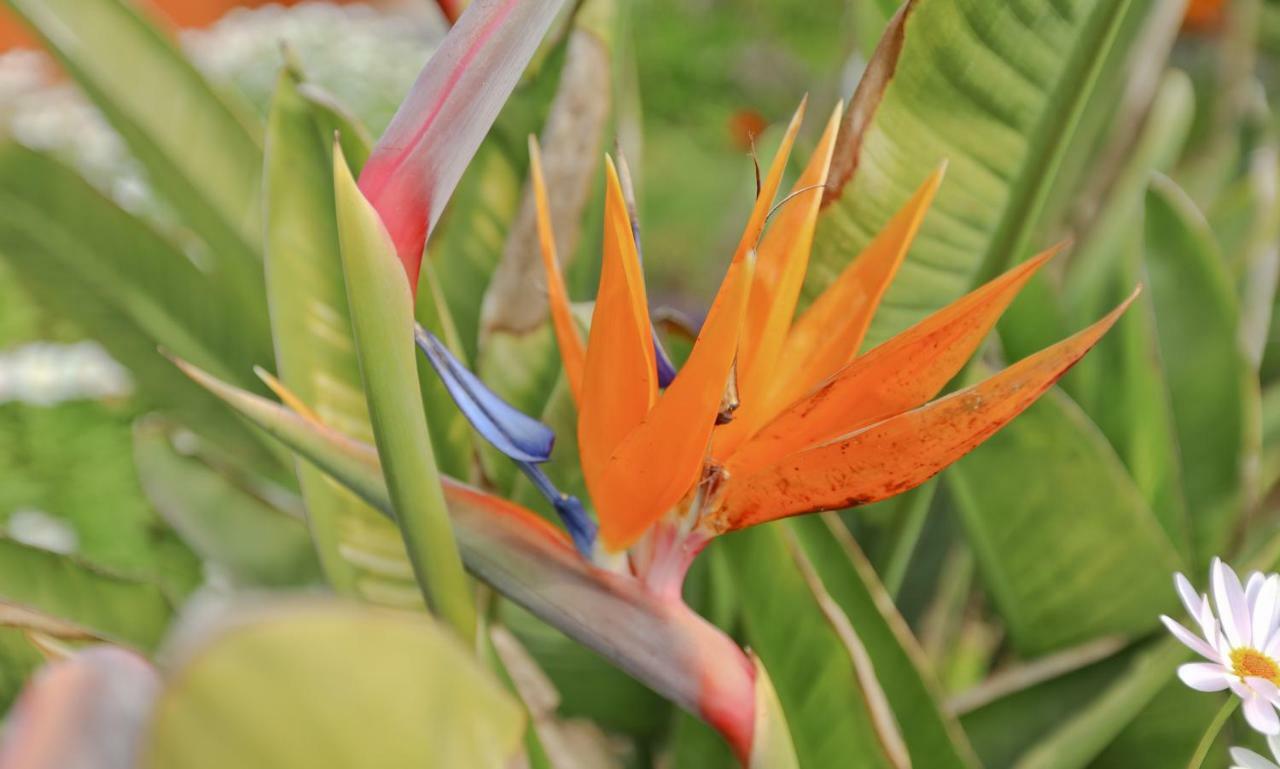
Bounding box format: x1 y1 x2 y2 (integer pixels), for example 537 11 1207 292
1162 558 1280 735
1232 734 1280 769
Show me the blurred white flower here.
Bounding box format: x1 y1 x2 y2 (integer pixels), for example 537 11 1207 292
1163 558 1280 734
0 341 131 406
1232 734 1280 769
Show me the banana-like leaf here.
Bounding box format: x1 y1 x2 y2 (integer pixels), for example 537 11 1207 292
263 68 421 605
957 641 1136 767
1142 176 1250 568
173 360 758 754
1055 72 1196 554
0 647 158 769
132 419 321 588
140 603 525 769
719 524 911 769
812 0 1151 346
1011 639 1188 769
334 145 475 636
0 539 173 651
3 0 268 326
949 386 1181 654
789 515 980 768
0 142 275 466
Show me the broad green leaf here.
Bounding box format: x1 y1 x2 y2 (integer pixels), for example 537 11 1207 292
958 641 1136 767
141 603 525 769
0 145 274 467
263 68 420 605
789 515 979 768
1012 639 1187 769
3 0 269 328
0 142 264 385
1144 176 1249 567
0 538 173 651
1051 71 1196 555
719 525 908 769
1091 680 1232 769
949 388 1181 654
0 400 199 596
812 0 1148 346
132 418 321 588
333 144 475 636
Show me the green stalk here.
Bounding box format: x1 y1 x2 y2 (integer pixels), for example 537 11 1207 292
332 143 476 639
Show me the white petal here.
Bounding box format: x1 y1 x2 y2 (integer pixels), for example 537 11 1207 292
1178 572 1207 617
1163 615 1222 661
1207 602 1230 650
1251 677 1280 704
1217 559 1254 648
1246 695 1280 735
1250 572 1267 606
1179 662 1232 691
1233 678 1255 699
1268 733 1280 762
1232 746 1280 769
1258 578 1280 655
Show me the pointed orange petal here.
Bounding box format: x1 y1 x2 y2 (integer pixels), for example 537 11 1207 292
578 157 657 522
731 98 808 269
530 136 586 403
594 254 754 550
708 289 1137 533
765 166 945 416
716 104 844 458
730 246 1060 475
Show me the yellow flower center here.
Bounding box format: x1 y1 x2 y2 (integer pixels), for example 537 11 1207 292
1231 647 1280 684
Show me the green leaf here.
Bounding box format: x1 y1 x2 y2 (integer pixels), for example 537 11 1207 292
0 144 274 466
1012 639 1188 769
948 387 1181 654
812 0 1149 346
719 524 909 769
4 0 270 339
788 515 980 768
263 68 420 605
141 603 525 769
333 143 476 636
1143 175 1250 567
0 538 173 651
958 641 1136 767
132 418 321 588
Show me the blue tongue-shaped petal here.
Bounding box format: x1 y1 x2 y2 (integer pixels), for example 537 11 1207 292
653 330 678 387
414 325 597 555
414 325 553 463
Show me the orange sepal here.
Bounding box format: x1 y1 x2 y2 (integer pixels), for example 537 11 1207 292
764 166 945 418
730 245 1059 475
578 157 657 521
595 255 754 550
529 136 586 403
717 104 844 457
709 289 1137 533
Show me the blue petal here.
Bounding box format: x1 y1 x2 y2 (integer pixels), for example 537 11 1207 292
520 462 597 556
653 329 678 387
414 325 554 463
